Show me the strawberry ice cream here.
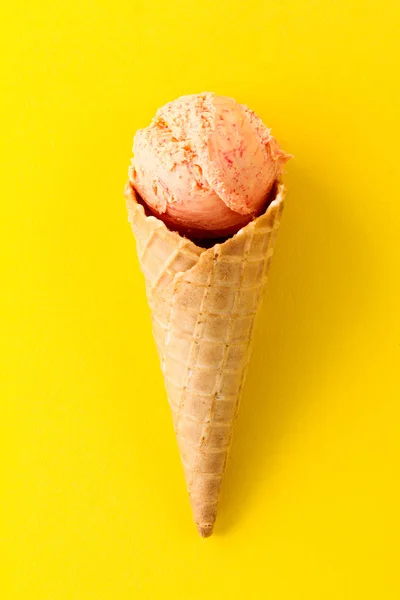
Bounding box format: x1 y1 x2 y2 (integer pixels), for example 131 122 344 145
129 92 290 239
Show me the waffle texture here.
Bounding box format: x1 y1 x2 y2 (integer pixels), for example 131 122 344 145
125 181 285 537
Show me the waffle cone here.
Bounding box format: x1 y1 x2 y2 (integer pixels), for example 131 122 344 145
125 181 285 537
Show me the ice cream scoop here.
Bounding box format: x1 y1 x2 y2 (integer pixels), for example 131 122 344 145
129 92 290 239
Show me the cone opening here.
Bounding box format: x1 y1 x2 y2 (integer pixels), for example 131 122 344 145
127 180 281 249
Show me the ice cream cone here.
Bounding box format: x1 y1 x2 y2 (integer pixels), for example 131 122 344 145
125 180 285 537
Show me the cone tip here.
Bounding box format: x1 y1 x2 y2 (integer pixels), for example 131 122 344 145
197 524 214 538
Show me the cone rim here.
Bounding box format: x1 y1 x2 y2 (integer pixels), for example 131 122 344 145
125 180 285 254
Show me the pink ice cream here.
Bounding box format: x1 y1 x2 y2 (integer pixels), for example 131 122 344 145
129 92 290 239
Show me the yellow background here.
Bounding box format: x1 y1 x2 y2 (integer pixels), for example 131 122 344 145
1 1 399 598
